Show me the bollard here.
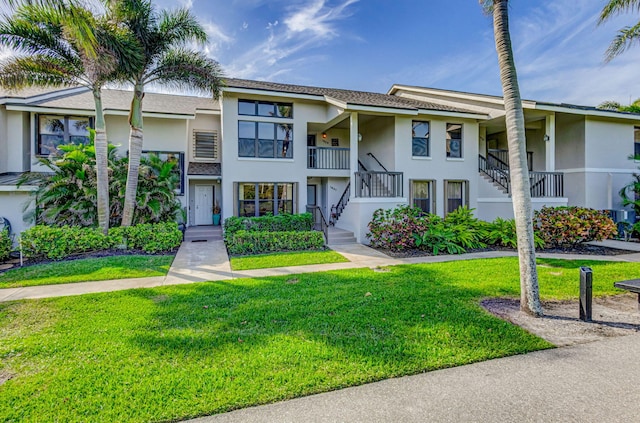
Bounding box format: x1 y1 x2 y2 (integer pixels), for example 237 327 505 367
580 267 592 322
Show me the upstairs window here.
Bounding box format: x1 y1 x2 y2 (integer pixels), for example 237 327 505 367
239 100 293 118
193 131 218 160
412 121 430 157
37 115 92 155
238 121 293 159
446 123 463 158
635 127 640 158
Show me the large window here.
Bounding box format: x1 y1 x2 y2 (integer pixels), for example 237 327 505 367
410 180 435 213
239 100 293 118
635 127 640 158
141 150 185 195
444 180 469 214
37 114 92 155
238 121 293 158
412 121 430 157
193 131 217 160
446 123 463 158
238 183 294 217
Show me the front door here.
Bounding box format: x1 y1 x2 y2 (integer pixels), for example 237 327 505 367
195 185 213 225
307 184 317 206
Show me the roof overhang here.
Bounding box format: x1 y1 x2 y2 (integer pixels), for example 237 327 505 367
534 103 640 121
222 86 324 102
5 104 195 119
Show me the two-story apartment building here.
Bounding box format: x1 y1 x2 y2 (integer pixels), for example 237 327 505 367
1 79 639 244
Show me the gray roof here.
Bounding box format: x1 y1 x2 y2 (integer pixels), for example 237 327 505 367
32 89 219 115
224 78 479 114
187 162 221 176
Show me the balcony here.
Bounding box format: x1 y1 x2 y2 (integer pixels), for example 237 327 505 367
307 147 350 169
355 171 403 198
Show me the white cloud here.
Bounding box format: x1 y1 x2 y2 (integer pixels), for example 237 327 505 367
178 0 193 10
284 0 357 39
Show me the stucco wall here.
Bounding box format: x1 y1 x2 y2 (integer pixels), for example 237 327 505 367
0 106 6 174
336 197 408 244
359 116 395 171
555 113 585 170
188 114 221 163
476 197 568 222
0 190 35 242
6 111 29 173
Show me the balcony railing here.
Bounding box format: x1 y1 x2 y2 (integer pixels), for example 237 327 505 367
529 171 564 198
355 171 403 198
307 146 350 169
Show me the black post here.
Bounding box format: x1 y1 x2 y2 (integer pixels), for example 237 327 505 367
580 267 593 322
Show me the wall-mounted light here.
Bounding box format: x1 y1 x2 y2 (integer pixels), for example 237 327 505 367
358 133 363 142
543 134 550 142
322 132 327 139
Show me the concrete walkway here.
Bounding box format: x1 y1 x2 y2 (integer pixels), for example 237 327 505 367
187 333 640 423
3 240 640 302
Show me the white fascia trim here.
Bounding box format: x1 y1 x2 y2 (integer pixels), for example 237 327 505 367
324 96 347 109
223 87 324 102
477 197 568 203
195 109 221 115
535 104 640 121
418 109 489 120
560 168 636 174
0 185 37 192
103 109 195 120
188 175 221 181
6 105 194 119
388 84 536 109
0 87 89 105
352 197 408 204
346 104 417 116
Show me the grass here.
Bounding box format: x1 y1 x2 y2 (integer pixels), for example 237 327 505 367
0 257 636 422
0 255 174 289
230 250 349 270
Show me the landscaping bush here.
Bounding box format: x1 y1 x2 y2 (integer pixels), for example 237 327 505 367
534 206 617 247
485 217 545 249
224 213 314 240
367 205 431 251
20 223 182 259
0 229 12 261
227 230 324 255
413 207 488 255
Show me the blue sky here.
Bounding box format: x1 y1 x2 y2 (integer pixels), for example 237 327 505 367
150 0 639 106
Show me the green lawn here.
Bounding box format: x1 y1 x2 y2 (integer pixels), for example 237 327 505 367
0 257 635 422
0 255 174 289
230 250 349 270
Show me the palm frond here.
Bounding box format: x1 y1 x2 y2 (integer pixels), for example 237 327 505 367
0 55 82 89
605 21 640 61
158 7 207 46
599 0 640 23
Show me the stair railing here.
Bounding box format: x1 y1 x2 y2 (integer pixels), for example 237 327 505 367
306 205 329 243
331 182 351 225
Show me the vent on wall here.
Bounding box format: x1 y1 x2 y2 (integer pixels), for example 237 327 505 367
193 131 218 161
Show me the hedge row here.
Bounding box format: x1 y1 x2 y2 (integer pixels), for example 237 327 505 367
0 229 11 261
227 230 325 255
224 213 314 240
20 222 182 260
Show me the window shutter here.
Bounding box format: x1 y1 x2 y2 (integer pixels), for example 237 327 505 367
193 131 217 160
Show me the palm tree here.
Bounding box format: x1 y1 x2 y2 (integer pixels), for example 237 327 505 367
480 0 543 316
111 0 224 227
0 1 140 234
599 0 640 61
597 99 640 113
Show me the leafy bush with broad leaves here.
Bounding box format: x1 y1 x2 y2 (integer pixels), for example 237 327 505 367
367 205 432 251
0 229 12 261
227 230 325 255
486 217 545 249
413 207 488 255
20 222 182 259
534 206 617 247
224 213 314 240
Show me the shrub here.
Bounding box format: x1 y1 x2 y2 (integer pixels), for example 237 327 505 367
224 213 314 240
0 229 12 261
485 217 545 249
367 205 431 251
534 206 617 247
227 230 325 255
20 223 182 259
412 207 488 255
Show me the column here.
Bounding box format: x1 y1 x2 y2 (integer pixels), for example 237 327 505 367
349 112 359 198
545 113 556 171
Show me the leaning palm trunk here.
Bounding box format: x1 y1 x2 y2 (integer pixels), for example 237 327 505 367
492 0 542 316
92 88 109 234
121 85 144 227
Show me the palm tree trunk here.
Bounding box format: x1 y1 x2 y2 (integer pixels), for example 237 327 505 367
492 0 543 316
93 87 109 235
121 82 144 227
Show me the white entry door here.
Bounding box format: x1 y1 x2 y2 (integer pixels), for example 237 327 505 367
195 185 213 225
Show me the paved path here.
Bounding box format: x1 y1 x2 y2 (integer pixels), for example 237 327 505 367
3 240 640 302
186 333 640 423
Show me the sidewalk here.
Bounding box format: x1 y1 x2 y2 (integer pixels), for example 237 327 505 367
186 333 640 423
2 240 640 302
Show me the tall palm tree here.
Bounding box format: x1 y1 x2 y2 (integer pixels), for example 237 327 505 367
0 1 140 234
111 0 224 227
480 0 543 316
597 98 640 113
599 0 640 61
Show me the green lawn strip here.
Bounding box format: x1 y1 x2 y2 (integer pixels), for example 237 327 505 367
0 257 636 422
230 250 349 271
0 255 174 288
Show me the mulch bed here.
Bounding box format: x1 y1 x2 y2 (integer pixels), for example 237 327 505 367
377 244 633 259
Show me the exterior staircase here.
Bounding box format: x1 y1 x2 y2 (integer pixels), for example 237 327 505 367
328 226 356 245
479 172 510 196
184 225 223 242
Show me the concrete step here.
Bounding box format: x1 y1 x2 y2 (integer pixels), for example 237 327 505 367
328 227 357 244
184 225 223 242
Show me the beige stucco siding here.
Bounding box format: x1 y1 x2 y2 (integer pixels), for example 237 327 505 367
0 106 6 174
555 113 585 170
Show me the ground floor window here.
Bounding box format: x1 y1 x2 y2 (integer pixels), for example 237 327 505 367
444 180 469 214
410 180 435 213
237 182 295 216
141 151 185 195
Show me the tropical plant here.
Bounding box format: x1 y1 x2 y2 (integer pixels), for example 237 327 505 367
110 0 224 226
486 217 545 249
480 0 542 316
19 141 182 227
0 1 140 234
0 229 12 261
597 99 640 113
599 0 640 61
